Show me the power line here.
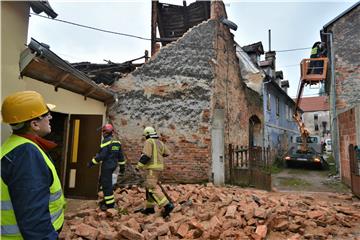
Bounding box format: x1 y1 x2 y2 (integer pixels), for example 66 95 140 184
276 47 310 52
31 13 312 53
30 13 151 41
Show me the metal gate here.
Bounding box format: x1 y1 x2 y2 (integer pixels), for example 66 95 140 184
349 144 360 198
228 144 271 191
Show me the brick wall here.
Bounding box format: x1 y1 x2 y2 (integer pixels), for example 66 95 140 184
338 107 357 186
328 5 360 112
108 2 262 184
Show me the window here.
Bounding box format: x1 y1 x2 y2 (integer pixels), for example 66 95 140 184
267 93 271 111
288 106 293 120
276 97 280 117
314 113 319 131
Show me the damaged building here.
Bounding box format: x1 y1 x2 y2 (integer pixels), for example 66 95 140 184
108 1 263 185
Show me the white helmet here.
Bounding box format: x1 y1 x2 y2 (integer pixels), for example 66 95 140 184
143 126 158 138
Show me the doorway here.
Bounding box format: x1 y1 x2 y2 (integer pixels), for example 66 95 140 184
63 114 102 199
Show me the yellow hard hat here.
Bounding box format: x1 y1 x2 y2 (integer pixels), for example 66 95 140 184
1 91 55 124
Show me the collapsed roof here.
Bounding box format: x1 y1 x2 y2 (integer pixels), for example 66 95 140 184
71 52 149 86
156 1 211 46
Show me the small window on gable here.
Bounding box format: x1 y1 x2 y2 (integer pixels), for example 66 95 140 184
276 97 280 117
267 93 271 111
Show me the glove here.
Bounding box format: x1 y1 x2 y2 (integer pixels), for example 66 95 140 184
87 161 95 168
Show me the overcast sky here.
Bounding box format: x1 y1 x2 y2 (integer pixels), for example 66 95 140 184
28 0 357 98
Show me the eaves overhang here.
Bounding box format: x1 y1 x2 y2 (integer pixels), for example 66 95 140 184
20 38 116 104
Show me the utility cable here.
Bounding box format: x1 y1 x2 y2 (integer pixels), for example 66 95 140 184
276 47 310 52
30 13 151 41
31 13 312 53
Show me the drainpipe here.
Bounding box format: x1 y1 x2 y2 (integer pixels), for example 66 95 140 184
322 31 339 173
262 78 272 151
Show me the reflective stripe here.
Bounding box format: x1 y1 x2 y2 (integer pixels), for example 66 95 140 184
118 161 126 165
92 158 98 164
100 140 112 148
49 190 62 202
1 224 20 235
151 139 158 166
1 201 13 210
105 199 115 204
50 209 63 223
104 195 114 200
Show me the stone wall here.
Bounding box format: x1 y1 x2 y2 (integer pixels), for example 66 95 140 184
329 5 360 113
338 105 359 186
108 2 262 183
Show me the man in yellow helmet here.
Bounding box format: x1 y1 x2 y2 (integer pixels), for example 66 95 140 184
1 91 66 239
136 126 173 218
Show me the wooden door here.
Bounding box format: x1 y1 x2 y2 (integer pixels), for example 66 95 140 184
64 115 102 199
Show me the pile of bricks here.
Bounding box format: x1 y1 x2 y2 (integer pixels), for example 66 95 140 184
60 184 360 240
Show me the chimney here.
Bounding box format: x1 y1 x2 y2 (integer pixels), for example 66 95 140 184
265 51 276 70
211 0 227 20
281 80 290 93
262 51 276 79
275 71 283 86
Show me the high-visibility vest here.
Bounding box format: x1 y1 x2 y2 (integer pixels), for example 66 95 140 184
145 138 165 170
1 135 65 239
311 46 319 56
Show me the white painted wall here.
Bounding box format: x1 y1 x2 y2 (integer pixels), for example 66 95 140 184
1 2 107 142
211 109 225 185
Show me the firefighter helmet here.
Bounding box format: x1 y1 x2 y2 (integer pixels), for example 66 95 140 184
102 124 114 134
1 91 55 124
143 126 158 137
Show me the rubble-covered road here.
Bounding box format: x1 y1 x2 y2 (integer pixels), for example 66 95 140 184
61 184 360 240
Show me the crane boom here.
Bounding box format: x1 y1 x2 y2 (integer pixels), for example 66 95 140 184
293 57 328 153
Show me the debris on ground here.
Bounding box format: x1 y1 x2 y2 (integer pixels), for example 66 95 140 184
60 184 360 240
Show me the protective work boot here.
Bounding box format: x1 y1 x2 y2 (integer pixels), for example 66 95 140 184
161 202 174 218
140 207 155 215
99 202 115 211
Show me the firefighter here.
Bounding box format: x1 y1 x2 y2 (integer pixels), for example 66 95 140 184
309 41 327 74
1 91 66 239
87 123 125 211
136 126 174 218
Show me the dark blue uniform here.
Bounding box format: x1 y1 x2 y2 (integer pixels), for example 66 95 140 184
91 135 125 208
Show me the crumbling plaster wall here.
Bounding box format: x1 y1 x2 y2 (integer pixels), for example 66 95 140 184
109 2 263 183
109 20 216 183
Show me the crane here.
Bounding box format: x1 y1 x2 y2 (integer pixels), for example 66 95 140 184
293 57 328 152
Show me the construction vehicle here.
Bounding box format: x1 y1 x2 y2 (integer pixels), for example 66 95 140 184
284 57 329 169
